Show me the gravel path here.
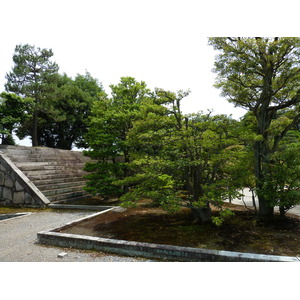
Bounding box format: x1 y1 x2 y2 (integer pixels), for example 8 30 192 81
0 210 147 262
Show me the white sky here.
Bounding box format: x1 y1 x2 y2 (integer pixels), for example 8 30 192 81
0 0 298 137
2 0 297 147
2 0 297 123
0 0 251 124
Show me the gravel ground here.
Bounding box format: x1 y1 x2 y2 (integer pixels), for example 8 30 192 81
0 210 148 262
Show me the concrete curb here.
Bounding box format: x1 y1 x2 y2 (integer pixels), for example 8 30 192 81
0 212 33 223
37 208 300 262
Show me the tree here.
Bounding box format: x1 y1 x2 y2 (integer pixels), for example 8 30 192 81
84 77 152 197
0 92 33 144
5 44 59 146
35 72 105 149
117 90 247 224
209 37 300 217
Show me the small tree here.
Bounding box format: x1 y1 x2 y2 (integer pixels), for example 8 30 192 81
5 44 59 146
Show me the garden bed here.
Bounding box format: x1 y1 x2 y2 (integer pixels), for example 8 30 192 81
55 202 300 257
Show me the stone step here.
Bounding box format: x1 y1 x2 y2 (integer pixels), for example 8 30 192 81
0 145 93 207
3 151 82 158
11 156 89 162
37 180 86 191
22 167 87 174
26 172 86 181
8 155 89 163
0 145 87 156
17 163 67 171
42 185 86 197
50 194 91 204
16 162 51 168
16 163 86 172
4 150 89 159
47 190 89 202
33 177 87 187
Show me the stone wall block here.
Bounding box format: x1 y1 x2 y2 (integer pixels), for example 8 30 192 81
24 192 33 204
13 191 25 204
3 187 13 201
0 186 3 198
0 171 4 185
4 174 14 188
15 181 24 192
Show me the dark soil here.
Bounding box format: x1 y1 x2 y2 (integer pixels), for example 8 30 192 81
57 202 300 257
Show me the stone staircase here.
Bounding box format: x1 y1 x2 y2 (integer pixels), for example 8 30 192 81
0 145 91 205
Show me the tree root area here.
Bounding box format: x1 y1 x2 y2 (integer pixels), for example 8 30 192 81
57 203 300 257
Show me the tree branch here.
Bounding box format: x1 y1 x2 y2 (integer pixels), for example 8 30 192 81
268 92 300 113
272 113 300 152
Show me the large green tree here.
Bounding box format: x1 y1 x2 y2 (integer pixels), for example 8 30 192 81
5 44 59 146
209 37 300 217
84 77 152 197
36 72 105 149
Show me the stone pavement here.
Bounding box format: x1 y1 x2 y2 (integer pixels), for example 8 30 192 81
0 210 147 262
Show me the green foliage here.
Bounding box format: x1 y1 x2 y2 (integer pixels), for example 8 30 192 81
208 37 300 110
211 208 235 226
5 44 59 98
209 37 300 217
5 44 59 146
114 89 248 223
84 77 152 197
0 92 33 144
38 72 105 149
84 160 125 197
257 132 300 215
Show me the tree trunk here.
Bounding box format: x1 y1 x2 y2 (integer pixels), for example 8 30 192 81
254 140 274 217
190 201 212 223
258 196 274 217
32 110 39 147
250 188 257 214
253 106 275 217
122 149 130 194
279 206 286 217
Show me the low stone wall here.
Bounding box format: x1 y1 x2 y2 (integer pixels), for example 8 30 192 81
0 154 49 208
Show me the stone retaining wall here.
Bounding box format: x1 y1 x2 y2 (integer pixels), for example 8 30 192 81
0 154 49 207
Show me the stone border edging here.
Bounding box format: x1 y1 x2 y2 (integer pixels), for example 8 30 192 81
0 212 33 223
37 208 300 262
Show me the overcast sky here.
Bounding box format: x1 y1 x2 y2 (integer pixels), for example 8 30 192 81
0 0 298 144
0 0 251 122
